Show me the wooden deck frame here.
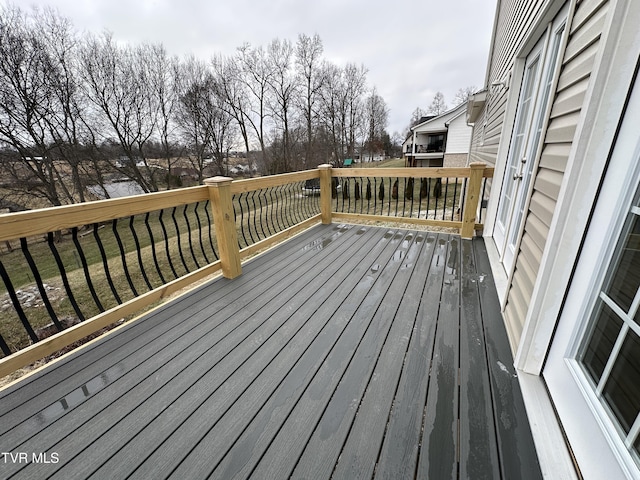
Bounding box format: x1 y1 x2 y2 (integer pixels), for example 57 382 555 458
0 164 492 378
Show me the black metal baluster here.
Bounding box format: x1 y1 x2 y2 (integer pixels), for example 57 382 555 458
193 203 210 264
401 178 407 217
387 178 393 217
408 177 415 218
183 204 200 269
144 212 166 284
479 178 488 223
204 200 218 260
452 179 459 221
290 184 300 225
259 189 271 238
274 186 284 233
461 178 468 222
285 184 294 227
47 232 85 321
93 223 122 304
427 179 432 219
442 178 450 220
171 207 189 273
72 227 104 311
264 188 273 236
129 216 153 290
0 258 38 344
250 190 261 240
242 192 255 245
0 333 10 356
293 183 301 226
238 192 249 245
234 195 247 249
112 219 138 296
158 209 179 279
19 237 62 329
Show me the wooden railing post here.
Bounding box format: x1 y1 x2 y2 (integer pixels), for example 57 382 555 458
461 162 486 239
318 164 333 225
205 176 242 279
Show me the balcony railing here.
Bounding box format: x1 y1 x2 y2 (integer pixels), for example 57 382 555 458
0 163 491 377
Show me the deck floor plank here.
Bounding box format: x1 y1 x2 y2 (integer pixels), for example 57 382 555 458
472 238 544 480
171 229 413 480
7 224 368 479
416 236 461 480
328 231 438 480
0 225 543 480
0 224 339 428
459 239 501 479
36 225 380 480
283 231 423 480
372 232 447 480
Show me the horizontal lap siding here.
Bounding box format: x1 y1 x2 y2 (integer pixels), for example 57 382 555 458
469 1 544 167
504 0 610 347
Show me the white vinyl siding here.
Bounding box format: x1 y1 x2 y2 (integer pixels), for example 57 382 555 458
504 0 610 345
445 115 472 154
469 0 548 167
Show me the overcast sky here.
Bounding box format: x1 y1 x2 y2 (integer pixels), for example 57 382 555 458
14 0 496 135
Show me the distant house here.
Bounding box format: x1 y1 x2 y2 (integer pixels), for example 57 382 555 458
403 102 472 168
468 0 640 478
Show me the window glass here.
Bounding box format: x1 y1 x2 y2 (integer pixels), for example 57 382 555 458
582 300 624 384
603 330 640 434
606 213 640 313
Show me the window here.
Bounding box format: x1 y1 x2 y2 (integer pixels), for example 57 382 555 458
580 192 640 464
426 133 445 153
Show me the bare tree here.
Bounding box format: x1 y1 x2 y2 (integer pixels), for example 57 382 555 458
237 43 274 173
0 4 74 206
176 58 236 179
295 33 325 169
80 34 160 192
364 87 389 161
266 38 298 173
343 63 368 162
318 62 346 165
453 85 478 106
426 91 447 115
212 54 253 172
147 44 181 188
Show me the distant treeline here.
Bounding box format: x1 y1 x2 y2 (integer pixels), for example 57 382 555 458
0 4 394 208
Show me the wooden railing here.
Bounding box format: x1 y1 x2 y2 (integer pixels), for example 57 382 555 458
0 164 491 377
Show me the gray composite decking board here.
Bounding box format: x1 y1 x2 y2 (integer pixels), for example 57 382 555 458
0 223 334 424
0 225 356 454
17 224 382 480
327 232 439 480
162 230 415 480
416 236 461 480
472 238 543 480
0 227 544 480
285 231 427 480
92 225 392 480
459 239 500 479
372 232 448 480
3 224 369 479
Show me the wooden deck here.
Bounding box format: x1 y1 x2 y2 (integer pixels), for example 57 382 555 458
0 224 541 480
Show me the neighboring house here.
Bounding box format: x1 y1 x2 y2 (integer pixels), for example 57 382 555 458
403 102 472 168
468 0 640 478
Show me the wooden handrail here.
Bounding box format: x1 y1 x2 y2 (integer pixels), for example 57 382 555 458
0 186 210 243
332 166 493 179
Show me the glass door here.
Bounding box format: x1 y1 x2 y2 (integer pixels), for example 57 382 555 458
494 11 567 270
